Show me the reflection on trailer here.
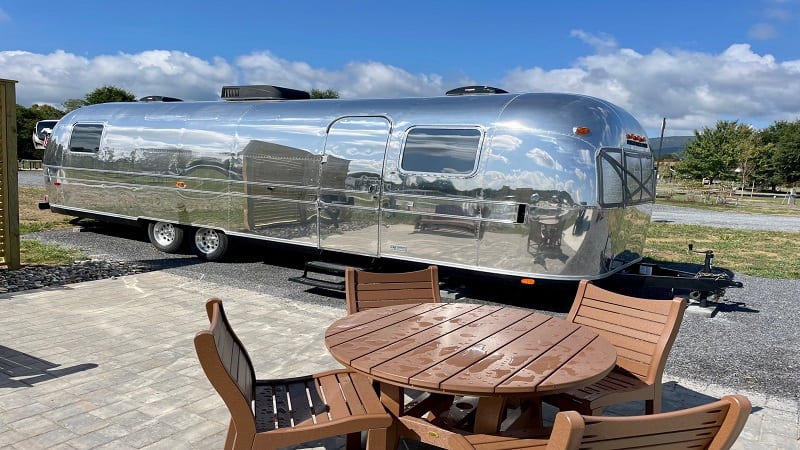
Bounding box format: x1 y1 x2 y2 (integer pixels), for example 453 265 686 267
41 85 659 285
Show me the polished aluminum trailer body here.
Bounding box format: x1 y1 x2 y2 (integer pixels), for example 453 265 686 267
43 92 655 281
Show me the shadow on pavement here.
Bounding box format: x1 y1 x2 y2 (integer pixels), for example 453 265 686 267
0 345 98 388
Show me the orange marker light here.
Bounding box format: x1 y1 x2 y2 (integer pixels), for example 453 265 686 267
520 278 536 285
573 127 591 135
176 181 186 188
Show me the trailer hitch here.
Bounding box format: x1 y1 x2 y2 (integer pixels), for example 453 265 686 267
606 244 743 306
683 244 743 306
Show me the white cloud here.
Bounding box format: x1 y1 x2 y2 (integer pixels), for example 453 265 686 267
0 50 234 105
749 22 778 39
0 8 9 22
764 7 793 21
502 34 800 135
2 39 800 137
231 51 446 99
570 30 618 53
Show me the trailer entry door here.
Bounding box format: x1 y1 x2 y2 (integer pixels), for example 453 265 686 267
319 117 391 256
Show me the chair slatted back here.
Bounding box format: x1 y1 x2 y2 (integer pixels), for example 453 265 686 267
195 298 257 427
567 280 687 383
345 265 442 315
546 394 751 450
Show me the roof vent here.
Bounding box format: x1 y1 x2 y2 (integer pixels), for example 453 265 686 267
221 85 311 101
445 86 509 96
139 95 183 102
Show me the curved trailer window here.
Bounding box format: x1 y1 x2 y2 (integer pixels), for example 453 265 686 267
598 148 655 207
400 127 482 174
68 123 104 153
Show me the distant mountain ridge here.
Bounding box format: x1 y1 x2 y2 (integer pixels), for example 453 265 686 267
649 135 694 157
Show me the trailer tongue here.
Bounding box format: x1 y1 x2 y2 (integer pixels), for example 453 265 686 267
603 245 743 305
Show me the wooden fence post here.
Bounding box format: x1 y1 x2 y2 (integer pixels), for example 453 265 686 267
0 78 21 269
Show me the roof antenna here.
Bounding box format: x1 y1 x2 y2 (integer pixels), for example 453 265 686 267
657 117 666 163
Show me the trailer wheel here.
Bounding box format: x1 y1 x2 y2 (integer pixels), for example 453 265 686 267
148 222 184 253
192 227 228 261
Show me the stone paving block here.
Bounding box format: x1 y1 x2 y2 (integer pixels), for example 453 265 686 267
164 383 213 405
121 420 180 448
137 397 184 418
66 428 120 450
88 398 141 420
761 408 800 439
0 387 35 407
765 395 800 413
190 430 228 449
13 426 78 449
42 400 102 422
0 429 25 447
182 393 224 416
176 418 228 446
126 385 171 406
60 411 110 434
140 436 197 450
30 377 88 396
3 412 59 436
155 408 210 430
107 409 155 431
91 439 139 450
26 388 80 408
738 411 764 441
26 442 77 450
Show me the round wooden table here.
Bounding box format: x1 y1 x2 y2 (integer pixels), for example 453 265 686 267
325 302 617 441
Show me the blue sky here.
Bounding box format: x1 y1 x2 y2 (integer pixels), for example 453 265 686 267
2 0 799 137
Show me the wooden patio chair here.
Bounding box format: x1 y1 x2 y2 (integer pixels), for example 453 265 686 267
543 279 688 415
450 394 751 450
345 265 442 315
194 298 392 450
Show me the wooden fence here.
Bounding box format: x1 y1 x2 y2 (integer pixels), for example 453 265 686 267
1 78 20 269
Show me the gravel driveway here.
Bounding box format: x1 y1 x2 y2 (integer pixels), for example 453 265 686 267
16 170 43 186
652 203 800 232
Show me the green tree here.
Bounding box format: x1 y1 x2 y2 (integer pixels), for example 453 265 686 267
748 141 780 191
63 85 136 111
677 120 754 182
61 98 85 113
310 88 339 99
15 104 65 159
760 120 800 188
85 85 136 104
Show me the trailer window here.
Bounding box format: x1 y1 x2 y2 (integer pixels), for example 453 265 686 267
401 128 481 174
597 148 655 207
69 123 104 153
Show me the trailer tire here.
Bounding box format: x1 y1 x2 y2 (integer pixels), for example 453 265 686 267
148 222 185 253
192 228 228 261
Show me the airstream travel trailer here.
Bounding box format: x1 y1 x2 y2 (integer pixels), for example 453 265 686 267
41 85 692 290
